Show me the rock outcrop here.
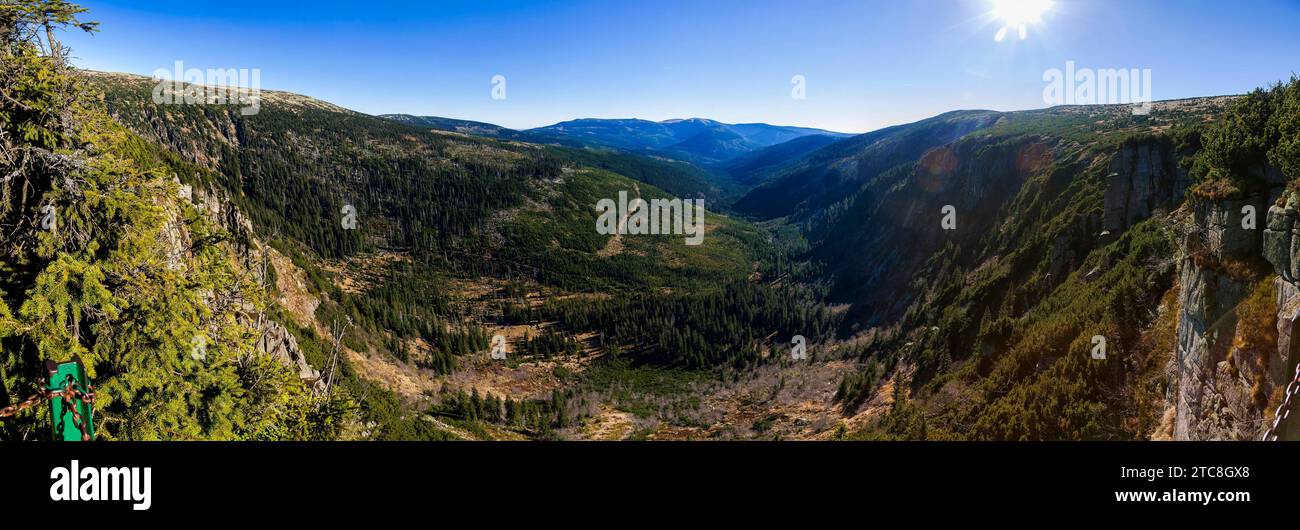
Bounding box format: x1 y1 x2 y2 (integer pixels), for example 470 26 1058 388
1103 139 1188 234
188 183 255 251
1175 185 1300 440
1174 194 1269 440
1264 193 1300 283
169 177 323 390
256 320 323 389
1263 191 1300 440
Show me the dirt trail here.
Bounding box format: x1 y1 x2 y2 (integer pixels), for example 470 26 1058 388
583 406 636 440
597 183 640 258
423 416 477 440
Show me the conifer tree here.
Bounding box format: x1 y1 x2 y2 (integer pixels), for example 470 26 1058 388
1 1 353 440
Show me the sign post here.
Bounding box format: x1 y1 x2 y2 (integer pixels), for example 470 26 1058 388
45 358 94 441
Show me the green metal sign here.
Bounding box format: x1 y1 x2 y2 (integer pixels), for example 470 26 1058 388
46 358 94 441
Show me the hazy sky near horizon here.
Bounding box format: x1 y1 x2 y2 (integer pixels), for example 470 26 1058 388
61 0 1300 133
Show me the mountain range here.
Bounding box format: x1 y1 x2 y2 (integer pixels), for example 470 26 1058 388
6 28 1300 442
380 114 851 168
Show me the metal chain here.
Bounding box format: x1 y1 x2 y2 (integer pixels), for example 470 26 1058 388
0 381 96 441
1263 363 1300 442
0 389 52 418
63 381 95 441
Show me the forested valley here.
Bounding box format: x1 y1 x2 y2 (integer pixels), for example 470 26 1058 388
4 1 1299 441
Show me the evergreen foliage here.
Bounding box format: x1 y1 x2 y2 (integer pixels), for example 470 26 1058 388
0 1 350 440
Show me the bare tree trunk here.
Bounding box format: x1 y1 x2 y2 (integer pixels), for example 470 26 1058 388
325 318 350 397
43 22 61 59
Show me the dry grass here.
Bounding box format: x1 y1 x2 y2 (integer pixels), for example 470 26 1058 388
1191 178 1241 200
1140 283 1182 439
1151 407 1177 441
1232 278 1277 411
266 245 320 327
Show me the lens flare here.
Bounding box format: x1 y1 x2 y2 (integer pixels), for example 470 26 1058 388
991 0 1053 41
994 0 1053 25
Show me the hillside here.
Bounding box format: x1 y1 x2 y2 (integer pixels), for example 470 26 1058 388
1 15 350 441
378 114 524 139
660 126 759 165
724 133 845 187
81 71 838 440
380 114 742 201
733 110 1004 219
781 91 1300 441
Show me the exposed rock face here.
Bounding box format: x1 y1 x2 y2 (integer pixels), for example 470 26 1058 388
1103 140 1188 234
1263 192 1300 440
189 184 255 250
256 320 323 387
1172 183 1300 440
167 177 322 390
1264 193 1300 283
1174 194 1269 440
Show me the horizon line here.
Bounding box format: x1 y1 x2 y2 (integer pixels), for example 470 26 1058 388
79 68 1245 138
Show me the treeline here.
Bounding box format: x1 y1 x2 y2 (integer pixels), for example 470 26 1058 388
309 262 490 374
1188 77 1300 196
833 360 884 414
553 146 730 200
518 327 584 359
100 79 562 262
431 386 578 435
541 283 838 369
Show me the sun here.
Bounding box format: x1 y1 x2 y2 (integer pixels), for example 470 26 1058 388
991 0 1054 41
994 0 1053 25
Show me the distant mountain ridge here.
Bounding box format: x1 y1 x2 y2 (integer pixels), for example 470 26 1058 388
381 114 851 167
723 133 845 186
527 117 852 165
380 114 522 139
733 110 1005 218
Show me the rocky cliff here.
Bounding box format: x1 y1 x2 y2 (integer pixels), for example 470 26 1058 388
1173 169 1300 439
1263 191 1300 439
1103 139 1189 234
165 177 324 391
256 320 324 389
1174 193 1270 439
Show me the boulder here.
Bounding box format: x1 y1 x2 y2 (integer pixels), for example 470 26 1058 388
256 321 323 387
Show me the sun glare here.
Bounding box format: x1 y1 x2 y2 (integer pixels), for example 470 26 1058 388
995 0 1053 25
991 0 1053 41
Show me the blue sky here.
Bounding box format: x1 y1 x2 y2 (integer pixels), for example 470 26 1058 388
61 0 1300 133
